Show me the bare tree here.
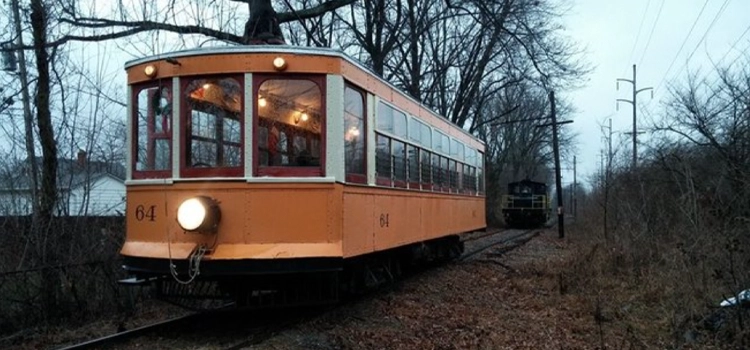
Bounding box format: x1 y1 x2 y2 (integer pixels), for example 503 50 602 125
31 0 57 230
572 59 750 347
657 64 750 219
49 0 355 46
338 0 405 76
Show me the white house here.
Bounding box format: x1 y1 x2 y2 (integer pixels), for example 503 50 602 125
0 151 125 216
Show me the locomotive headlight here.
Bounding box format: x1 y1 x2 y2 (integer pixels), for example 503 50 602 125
176 196 221 232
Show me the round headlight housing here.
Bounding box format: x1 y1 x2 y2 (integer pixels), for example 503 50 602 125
176 196 221 232
272 56 287 71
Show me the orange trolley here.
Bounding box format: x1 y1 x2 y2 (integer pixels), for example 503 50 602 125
121 46 486 308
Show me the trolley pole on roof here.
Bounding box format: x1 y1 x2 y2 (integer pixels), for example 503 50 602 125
537 91 571 239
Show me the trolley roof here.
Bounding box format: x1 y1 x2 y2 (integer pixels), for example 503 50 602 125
125 45 484 147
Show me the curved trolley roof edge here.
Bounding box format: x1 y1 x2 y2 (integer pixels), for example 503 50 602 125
124 45 485 147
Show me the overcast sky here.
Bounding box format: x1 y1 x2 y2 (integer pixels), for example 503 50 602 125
562 0 749 186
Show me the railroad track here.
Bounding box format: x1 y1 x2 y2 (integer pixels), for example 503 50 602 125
57 229 540 350
56 306 323 350
460 229 538 262
57 312 199 350
461 228 506 243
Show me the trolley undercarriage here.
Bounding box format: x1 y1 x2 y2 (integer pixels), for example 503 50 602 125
121 235 464 310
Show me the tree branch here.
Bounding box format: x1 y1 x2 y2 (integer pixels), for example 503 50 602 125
58 17 244 43
277 0 357 23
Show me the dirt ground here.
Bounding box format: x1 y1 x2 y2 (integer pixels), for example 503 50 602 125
9 228 722 349
256 229 623 350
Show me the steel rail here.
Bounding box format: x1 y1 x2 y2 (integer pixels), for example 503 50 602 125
461 228 505 243
56 312 198 350
222 317 306 350
460 229 537 261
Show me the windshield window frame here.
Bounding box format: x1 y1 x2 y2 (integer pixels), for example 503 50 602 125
131 79 173 180
252 74 327 177
179 74 245 178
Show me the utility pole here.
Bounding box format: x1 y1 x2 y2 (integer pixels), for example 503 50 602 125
607 118 612 168
573 156 578 222
551 91 564 239
616 64 652 169
537 91 572 239
10 0 40 218
602 119 612 240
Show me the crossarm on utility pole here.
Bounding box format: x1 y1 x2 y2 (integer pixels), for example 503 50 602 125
544 91 570 239
615 64 652 169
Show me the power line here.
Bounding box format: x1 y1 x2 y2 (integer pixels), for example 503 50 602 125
714 22 750 67
725 43 750 67
636 0 665 67
698 22 750 89
645 0 731 111
653 0 710 93
622 0 651 76
672 0 731 79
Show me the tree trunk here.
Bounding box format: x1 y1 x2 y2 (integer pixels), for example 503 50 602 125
244 0 285 44
31 0 61 322
31 0 57 243
10 0 40 269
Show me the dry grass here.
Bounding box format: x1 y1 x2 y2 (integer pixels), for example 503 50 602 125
565 218 750 349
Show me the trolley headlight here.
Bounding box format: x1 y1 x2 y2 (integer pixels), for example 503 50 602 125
144 64 157 78
272 56 287 71
176 196 221 232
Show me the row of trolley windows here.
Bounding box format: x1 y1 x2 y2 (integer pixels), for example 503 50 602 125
133 76 326 178
375 134 483 192
135 78 361 179
368 101 484 193
135 76 248 177
376 101 478 163
343 87 484 193
132 76 483 193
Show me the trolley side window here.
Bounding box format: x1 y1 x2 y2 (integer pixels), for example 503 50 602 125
255 77 324 176
344 85 366 183
440 156 449 191
133 80 172 178
377 102 407 138
420 122 431 148
375 134 391 186
407 144 420 188
452 140 465 162
478 151 485 194
464 148 477 193
433 130 447 155
392 139 407 187
448 159 458 190
421 149 432 189
393 104 407 137
431 153 441 188
182 76 243 177
463 163 476 192
408 117 420 143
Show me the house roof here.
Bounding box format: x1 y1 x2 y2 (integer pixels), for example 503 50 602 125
0 157 125 191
